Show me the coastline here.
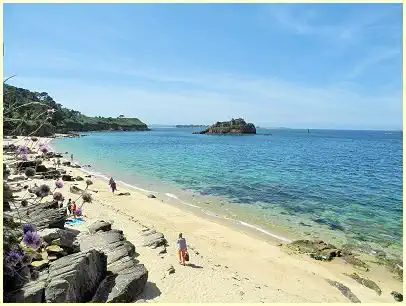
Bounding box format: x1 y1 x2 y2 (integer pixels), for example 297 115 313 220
6 135 402 302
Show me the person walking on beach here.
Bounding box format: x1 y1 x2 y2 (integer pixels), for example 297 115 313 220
177 233 188 265
70 153 73 162
57 158 61 168
71 201 77 218
109 177 117 194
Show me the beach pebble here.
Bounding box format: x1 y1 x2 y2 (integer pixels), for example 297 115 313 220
147 194 156 199
391 291 403 302
118 192 131 196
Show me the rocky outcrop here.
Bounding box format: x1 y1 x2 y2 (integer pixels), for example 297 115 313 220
193 118 256 135
287 240 341 261
344 273 381 295
5 270 49 302
45 250 107 302
326 279 361 303
138 227 167 249
75 221 149 302
9 201 67 230
91 265 148 302
38 228 81 254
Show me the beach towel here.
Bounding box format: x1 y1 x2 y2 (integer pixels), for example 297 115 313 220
65 218 86 227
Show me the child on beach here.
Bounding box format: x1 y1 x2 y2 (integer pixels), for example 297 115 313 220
71 201 77 218
177 233 188 265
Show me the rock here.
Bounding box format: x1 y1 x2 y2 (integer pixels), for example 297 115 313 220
46 245 65 255
326 279 361 303
91 265 148 302
76 229 137 274
45 249 107 302
391 291 403 302
9 201 67 230
118 192 131 196
31 259 50 271
147 194 156 198
16 160 39 169
5 270 48 302
75 176 84 181
135 299 146 303
344 273 381 295
167 265 175 274
157 246 167 254
139 228 167 249
35 164 48 172
88 220 112 234
288 240 341 261
62 161 71 166
70 185 83 194
341 254 369 272
62 174 74 181
7 175 26 182
38 228 80 253
194 118 256 135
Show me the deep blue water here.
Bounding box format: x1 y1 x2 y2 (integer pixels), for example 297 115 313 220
54 128 403 255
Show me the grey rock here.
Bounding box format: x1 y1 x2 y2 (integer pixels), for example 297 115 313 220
391 291 403 302
91 265 148 302
147 194 156 198
118 192 131 196
75 176 84 181
167 265 175 274
9 201 67 230
38 228 80 253
88 220 112 234
76 229 137 274
5 270 48 302
344 273 381 295
45 249 107 302
70 185 83 194
35 164 48 172
62 174 74 181
326 279 361 303
288 240 341 261
140 228 167 249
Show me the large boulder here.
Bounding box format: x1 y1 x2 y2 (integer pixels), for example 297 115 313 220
76 229 136 273
91 265 148 302
38 228 81 253
5 270 49 302
45 249 107 302
138 227 167 249
10 201 67 230
88 220 112 234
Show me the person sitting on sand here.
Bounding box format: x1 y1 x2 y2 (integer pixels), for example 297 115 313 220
177 233 188 265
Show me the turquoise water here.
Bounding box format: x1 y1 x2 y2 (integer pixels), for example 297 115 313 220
53 128 403 257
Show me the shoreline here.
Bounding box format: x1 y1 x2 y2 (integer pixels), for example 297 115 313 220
50 135 402 259
50 137 298 245
6 135 402 302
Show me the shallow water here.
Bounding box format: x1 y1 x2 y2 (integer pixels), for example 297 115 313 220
53 128 403 257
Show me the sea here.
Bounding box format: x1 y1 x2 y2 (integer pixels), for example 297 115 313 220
52 127 403 259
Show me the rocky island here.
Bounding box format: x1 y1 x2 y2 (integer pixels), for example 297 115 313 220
193 118 256 135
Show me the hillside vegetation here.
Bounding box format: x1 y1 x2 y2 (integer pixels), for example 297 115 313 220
3 84 150 136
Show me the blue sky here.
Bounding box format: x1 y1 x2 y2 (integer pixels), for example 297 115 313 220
4 4 402 129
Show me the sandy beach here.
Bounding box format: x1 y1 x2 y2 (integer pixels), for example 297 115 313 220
4 136 403 303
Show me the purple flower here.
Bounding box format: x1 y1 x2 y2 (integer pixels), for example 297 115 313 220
16 146 29 155
22 154 28 161
40 146 48 154
55 180 64 189
23 231 41 249
5 250 24 267
23 223 36 234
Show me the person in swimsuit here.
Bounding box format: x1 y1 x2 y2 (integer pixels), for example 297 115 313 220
109 177 117 194
177 233 188 265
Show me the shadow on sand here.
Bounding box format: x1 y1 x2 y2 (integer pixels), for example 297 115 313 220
138 281 162 301
186 263 203 269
